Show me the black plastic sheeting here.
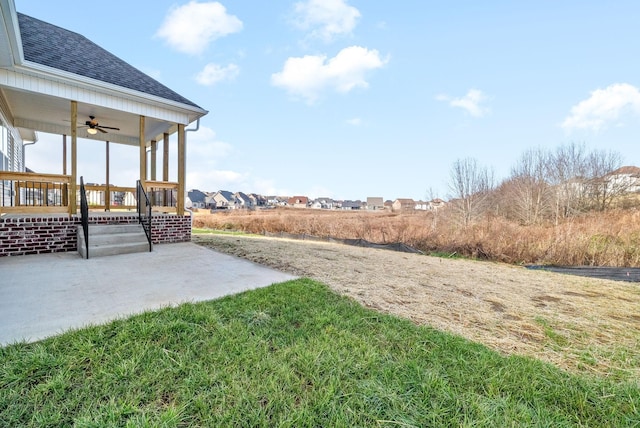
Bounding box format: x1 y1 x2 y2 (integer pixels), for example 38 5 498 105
263 232 424 254
526 265 640 283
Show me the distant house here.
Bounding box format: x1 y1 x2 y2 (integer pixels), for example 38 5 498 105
429 198 447 211
414 200 429 210
606 166 640 193
211 190 236 209
311 197 335 209
234 192 253 209
288 196 309 208
392 198 415 211
341 200 362 210
187 189 207 209
266 196 289 206
366 197 384 210
204 192 217 209
249 193 267 207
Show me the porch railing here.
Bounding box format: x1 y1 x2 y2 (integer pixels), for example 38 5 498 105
0 171 71 214
146 180 178 213
136 180 153 252
79 177 90 259
0 172 179 215
83 184 136 211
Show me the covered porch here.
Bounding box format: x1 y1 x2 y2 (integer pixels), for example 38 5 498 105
0 101 193 217
0 1 208 256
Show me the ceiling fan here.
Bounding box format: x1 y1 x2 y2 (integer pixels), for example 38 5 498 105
81 116 120 134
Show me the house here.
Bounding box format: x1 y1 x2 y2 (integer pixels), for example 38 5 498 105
203 192 216 209
249 193 267 207
265 196 288 207
187 189 207 209
366 197 384 210
392 198 416 211
429 198 447 210
341 200 362 210
0 0 208 257
606 166 640 193
311 197 335 209
234 191 253 209
414 200 429 210
288 196 309 208
211 190 236 209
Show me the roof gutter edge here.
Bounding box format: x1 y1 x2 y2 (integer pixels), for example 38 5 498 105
15 60 208 120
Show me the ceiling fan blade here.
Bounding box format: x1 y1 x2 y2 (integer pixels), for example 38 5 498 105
98 126 120 130
97 127 108 134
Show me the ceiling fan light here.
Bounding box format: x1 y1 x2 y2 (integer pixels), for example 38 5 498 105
87 127 98 135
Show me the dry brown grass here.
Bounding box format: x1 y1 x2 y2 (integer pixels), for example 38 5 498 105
193 207 640 267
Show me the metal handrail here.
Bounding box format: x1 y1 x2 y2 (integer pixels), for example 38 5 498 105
79 177 89 259
136 180 153 252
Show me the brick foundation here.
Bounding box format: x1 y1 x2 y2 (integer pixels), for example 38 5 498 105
0 214 191 257
151 215 191 244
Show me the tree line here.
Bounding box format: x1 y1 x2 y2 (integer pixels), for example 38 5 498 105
447 142 636 226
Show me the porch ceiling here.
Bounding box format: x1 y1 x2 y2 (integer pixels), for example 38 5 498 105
2 87 175 146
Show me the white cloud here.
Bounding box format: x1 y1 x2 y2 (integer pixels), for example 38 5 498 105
345 117 362 126
561 83 640 132
187 169 247 191
155 1 242 55
195 63 240 86
293 0 361 42
250 178 291 197
187 126 233 163
436 89 490 117
185 126 244 190
271 46 388 104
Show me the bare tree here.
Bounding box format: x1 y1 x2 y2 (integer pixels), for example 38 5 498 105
448 158 494 227
506 147 552 225
546 142 588 223
583 149 624 211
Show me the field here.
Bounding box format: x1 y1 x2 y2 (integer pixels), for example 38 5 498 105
193 207 640 267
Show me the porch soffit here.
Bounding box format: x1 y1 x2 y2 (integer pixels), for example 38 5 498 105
0 70 190 146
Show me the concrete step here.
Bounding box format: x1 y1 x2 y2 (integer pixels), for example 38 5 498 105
77 223 151 259
87 224 146 235
83 230 148 246
79 241 151 258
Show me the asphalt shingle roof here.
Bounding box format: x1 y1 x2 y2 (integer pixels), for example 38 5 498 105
17 13 202 109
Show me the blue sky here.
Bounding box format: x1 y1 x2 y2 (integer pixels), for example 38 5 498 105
16 0 640 201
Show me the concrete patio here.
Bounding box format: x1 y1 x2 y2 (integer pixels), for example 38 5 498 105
0 242 297 346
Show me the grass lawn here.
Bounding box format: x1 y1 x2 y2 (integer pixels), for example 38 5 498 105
1 279 638 427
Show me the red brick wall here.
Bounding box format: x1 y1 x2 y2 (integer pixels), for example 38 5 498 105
0 214 191 257
0 216 77 256
151 215 191 244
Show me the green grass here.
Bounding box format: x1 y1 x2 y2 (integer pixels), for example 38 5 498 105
191 227 253 236
428 251 465 259
1 279 638 427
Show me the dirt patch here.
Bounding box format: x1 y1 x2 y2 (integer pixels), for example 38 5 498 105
193 234 640 378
